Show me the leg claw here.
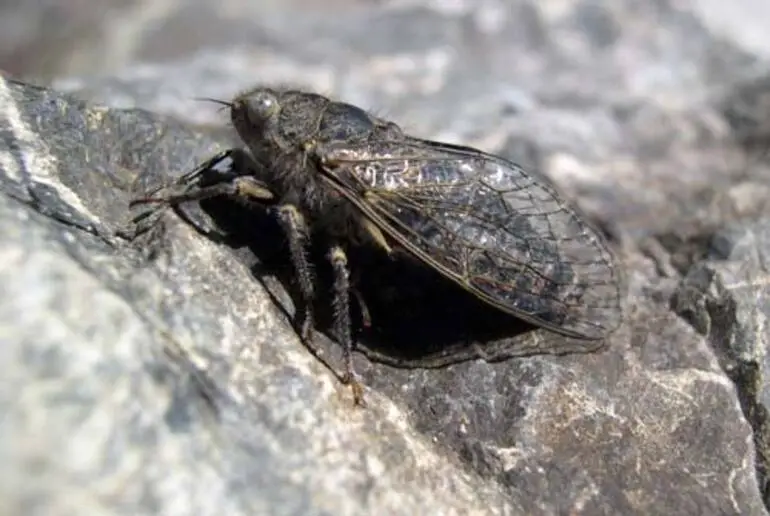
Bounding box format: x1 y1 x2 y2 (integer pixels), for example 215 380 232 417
342 373 366 407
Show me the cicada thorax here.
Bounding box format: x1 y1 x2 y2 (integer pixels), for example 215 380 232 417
272 92 378 145
243 95 377 249
316 102 379 142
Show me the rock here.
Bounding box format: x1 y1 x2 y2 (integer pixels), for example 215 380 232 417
672 220 770 505
720 71 770 156
2 0 770 514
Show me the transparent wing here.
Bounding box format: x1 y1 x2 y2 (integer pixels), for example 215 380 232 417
318 138 624 339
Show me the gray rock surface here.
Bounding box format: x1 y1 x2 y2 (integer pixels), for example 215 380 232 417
672 219 770 506
2 0 770 514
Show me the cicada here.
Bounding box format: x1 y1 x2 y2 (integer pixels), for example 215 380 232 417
131 87 625 405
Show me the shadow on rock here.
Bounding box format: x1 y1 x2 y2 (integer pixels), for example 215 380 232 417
176 193 543 369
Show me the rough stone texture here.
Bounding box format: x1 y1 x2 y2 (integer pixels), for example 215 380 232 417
672 220 770 505
2 0 770 514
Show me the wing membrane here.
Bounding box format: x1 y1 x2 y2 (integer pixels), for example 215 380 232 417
318 138 624 339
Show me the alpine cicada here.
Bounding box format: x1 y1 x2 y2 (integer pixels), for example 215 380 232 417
130 87 625 405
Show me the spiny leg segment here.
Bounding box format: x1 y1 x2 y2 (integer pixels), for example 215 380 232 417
328 244 364 405
275 205 316 343
134 149 241 202
131 175 274 206
125 149 272 240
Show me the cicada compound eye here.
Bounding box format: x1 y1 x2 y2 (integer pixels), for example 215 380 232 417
245 89 280 125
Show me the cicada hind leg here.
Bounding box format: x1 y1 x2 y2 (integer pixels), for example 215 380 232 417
327 244 366 406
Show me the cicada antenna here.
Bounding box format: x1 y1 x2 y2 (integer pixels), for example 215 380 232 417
192 96 233 114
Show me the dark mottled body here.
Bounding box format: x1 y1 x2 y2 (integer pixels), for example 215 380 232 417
131 87 625 404
229 91 399 245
